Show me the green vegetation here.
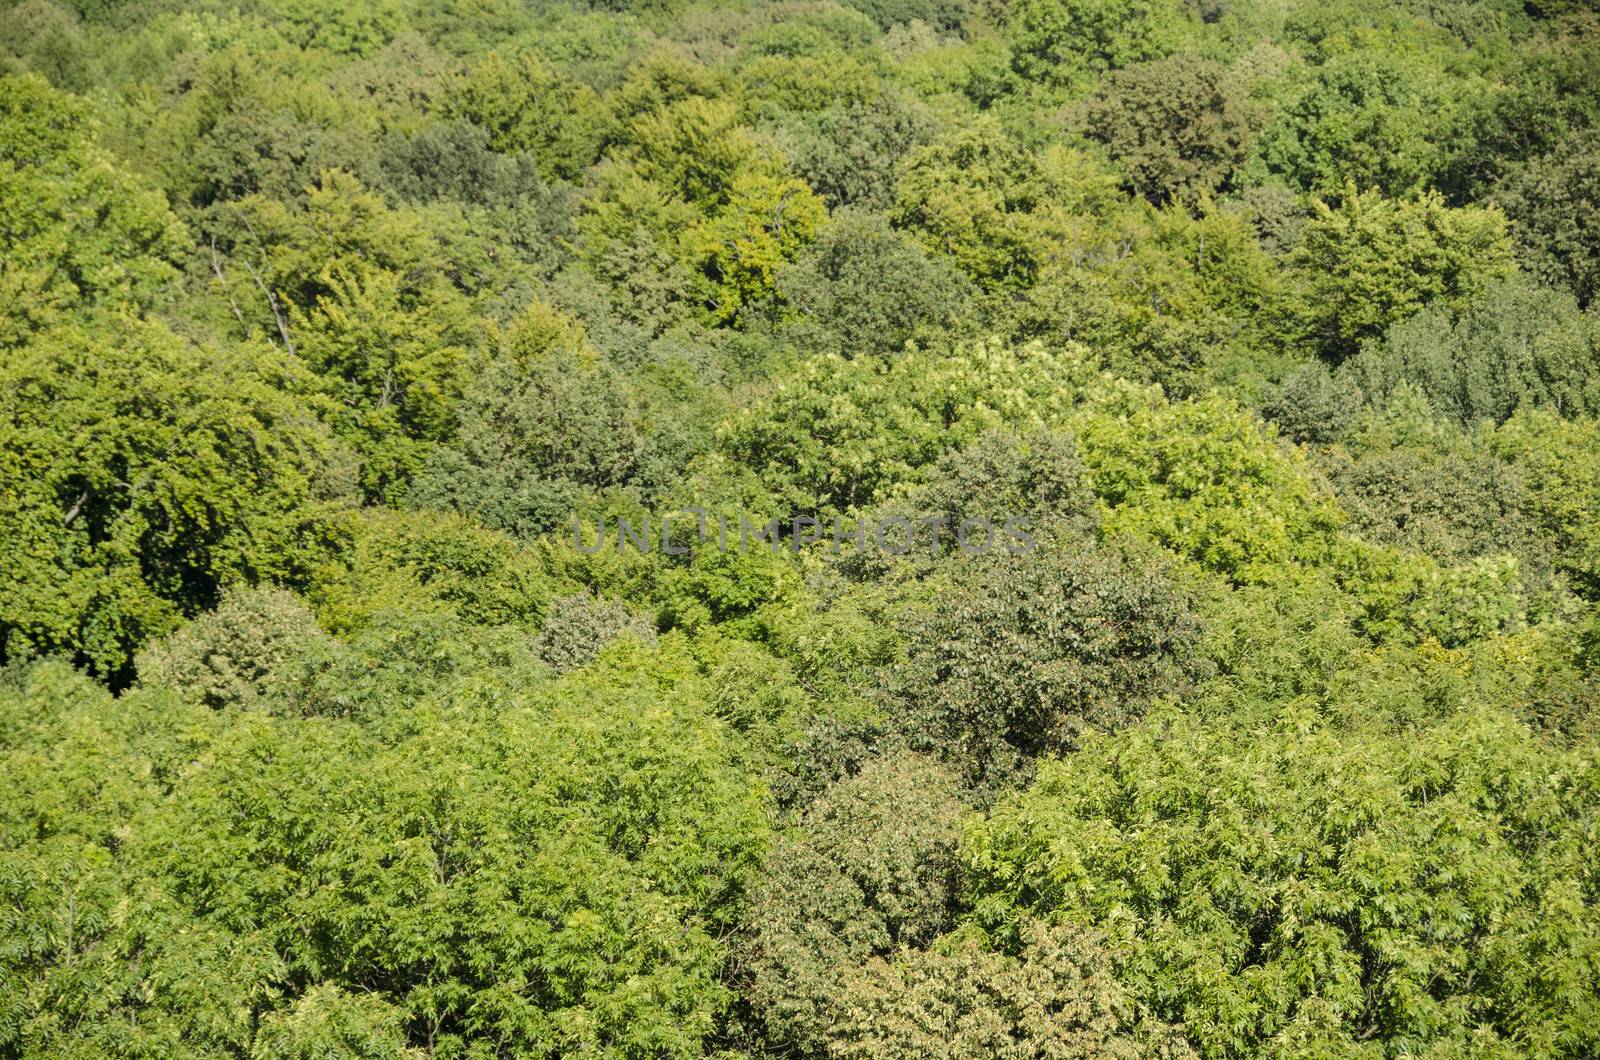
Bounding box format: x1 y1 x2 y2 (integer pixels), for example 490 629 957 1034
2 0 1599 1055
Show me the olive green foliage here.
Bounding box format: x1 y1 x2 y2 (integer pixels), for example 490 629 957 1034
741 751 967 1053
1009 0 1185 86
777 208 974 358
134 586 332 710
409 302 644 536
534 590 658 673
1346 274 1600 425
910 427 1096 547
786 90 936 210
5 0 1600 1056
443 50 604 182
893 544 1205 783
1084 55 1258 206
1495 130 1600 308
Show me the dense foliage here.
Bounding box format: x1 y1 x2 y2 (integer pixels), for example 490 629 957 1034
2 0 1599 1055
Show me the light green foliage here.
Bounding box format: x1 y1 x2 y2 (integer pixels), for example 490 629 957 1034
0 73 189 346
277 0 407 56
1489 410 1600 597
891 117 1047 290
251 985 422 1060
686 166 829 323
1072 389 1345 583
736 51 879 114
969 707 1600 1056
0 642 768 1057
219 171 483 500
719 339 1085 512
1009 200 1286 393
0 662 220 1057
628 94 753 206
1292 186 1517 361
304 508 562 636
830 920 1194 1059
1250 50 1456 199
0 320 345 682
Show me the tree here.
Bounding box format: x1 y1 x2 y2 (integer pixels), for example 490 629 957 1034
217 171 484 502
787 91 937 211
0 644 768 1057
376 119 546 208
149 48 376 210
1494 131 1600 308
830 921 1194 1059
277 0 407 57
912 427 1096 546
968 707 1600 1056
1249 51 1454 200
0 0 95 91
892 544 1204 784
718 339 1084 513
1344 273 1600 425
1084 55 1258 206
840 0 970 30
742 752 967 1054
534 590 657 673
686 167 828 324
1009 0 1184 87
0 73 189 347
0 320 347 683
891 117 1045 290
1291 186 1516 361
1071 389 1346 584
777 208 974 358
1261 358 1364 443
408 301 644 537
443 50 605 183
134 586 332 710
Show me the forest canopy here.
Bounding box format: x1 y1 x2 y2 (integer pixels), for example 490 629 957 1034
2 0 1599 1056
